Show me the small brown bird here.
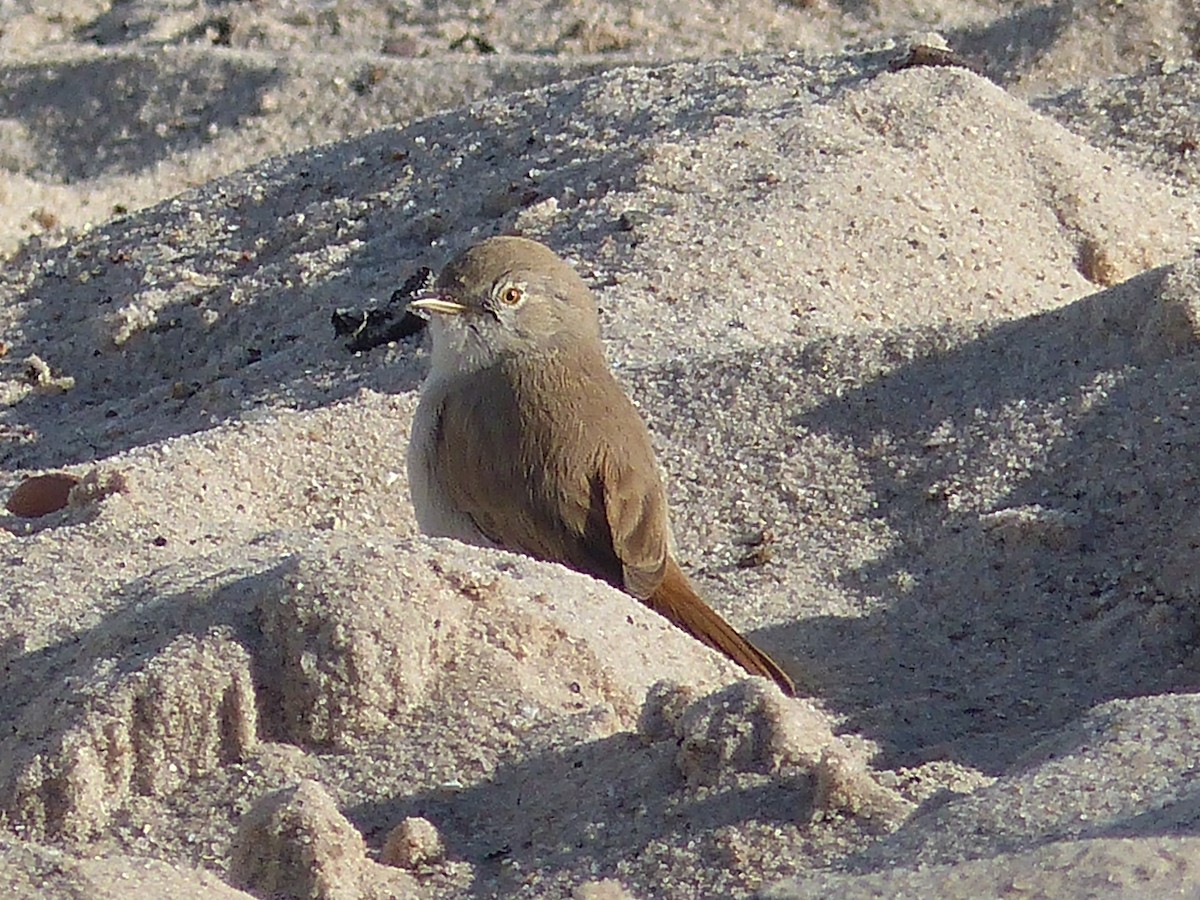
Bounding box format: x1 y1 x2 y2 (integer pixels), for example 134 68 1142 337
406 236 794 695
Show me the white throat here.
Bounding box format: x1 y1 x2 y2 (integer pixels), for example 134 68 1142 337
424 316 502 383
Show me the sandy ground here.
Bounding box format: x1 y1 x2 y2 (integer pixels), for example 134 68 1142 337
2 1 1200 898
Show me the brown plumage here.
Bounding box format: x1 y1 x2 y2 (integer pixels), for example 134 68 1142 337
407 236 794 696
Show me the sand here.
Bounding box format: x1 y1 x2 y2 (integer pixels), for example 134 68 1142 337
2 1 1200 897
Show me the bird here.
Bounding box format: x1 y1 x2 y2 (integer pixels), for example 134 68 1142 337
406 235 794 696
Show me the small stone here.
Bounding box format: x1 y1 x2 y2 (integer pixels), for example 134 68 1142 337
6 472 80 518
230 780 371 898
1078 237 1121 287
381 816 445 869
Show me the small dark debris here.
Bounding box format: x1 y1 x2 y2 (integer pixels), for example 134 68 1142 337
351 65 389 96
331 266 434 352
889 44 984 77
737 546 774 569
448 33 496 54
184 15 233 46
738 528 775 546
152 535 168 547
395 266 438 304
30 208 59 230
736 528 776 569
208 16 233 46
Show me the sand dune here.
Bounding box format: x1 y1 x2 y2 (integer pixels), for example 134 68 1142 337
2 2 1200 897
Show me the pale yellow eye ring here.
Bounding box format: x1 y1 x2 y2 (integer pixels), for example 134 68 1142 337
499 285 524 306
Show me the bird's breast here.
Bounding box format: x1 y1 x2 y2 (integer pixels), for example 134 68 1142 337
406 373 495 547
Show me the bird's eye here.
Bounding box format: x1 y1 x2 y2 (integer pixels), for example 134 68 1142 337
499 285 524 306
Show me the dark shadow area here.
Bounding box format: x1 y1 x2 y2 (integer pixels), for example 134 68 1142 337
75 0 157 47
796 270 1200 773
830 692 1200 871
945 0 1075 85
642 264 1200 775
1090 789 1200 838
0 54 280 181
348 732 812 897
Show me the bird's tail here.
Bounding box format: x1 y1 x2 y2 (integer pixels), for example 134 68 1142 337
645 558 795 696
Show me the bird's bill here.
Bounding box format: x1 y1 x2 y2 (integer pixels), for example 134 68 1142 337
407 291 469 316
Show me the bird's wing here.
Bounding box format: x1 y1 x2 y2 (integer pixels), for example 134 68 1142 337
431 355 671 598
590 436 671 599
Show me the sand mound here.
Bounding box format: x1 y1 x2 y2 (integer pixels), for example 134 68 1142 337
3 2 1200 897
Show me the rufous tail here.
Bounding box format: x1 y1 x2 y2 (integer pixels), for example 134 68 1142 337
644 557 795 696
